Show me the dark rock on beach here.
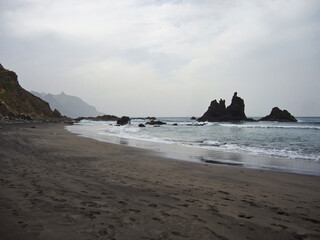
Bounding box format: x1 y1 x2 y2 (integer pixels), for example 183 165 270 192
198 92 251 122
146 116 156 120
117 116 130 125
260 107 297 122
146 120 167 125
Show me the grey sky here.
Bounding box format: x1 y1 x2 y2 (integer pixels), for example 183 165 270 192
1 0 319 117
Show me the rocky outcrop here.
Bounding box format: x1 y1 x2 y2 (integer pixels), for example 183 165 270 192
0 64 63 120
198 92 251 122
146 117 156 120
146 120 167 125
132 117 157 121
75 115 119 122
191 116 196 120
260 107 297 122
117 116 130 125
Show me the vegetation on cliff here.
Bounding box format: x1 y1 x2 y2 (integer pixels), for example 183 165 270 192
0 64 62 121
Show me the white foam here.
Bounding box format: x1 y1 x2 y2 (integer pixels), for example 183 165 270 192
69 119 320 162
202 143 320 161
100 125 179 145
202 140 224 146
219 123 320 130
75 119 115 125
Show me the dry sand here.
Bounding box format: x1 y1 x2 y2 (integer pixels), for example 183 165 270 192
0 123 319 240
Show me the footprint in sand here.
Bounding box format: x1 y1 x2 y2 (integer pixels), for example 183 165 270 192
84 210 101 219
177 203 189 208
148 203 158 208
128 208 140 214
152 217 163 223
97 225 116 238
118 201 127 206
238 213 253 219
160 211 170 217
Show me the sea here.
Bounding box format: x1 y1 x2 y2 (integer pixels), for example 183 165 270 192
66 117 320 176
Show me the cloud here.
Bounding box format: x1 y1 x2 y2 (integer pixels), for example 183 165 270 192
0 0 319 116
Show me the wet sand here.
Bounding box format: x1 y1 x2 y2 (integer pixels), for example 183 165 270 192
0 123 319 240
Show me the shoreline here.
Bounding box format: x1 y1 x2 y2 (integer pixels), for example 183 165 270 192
66 122 320 176
0 123 319 239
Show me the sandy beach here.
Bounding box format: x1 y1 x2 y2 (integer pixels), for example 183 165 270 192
0 123 319 240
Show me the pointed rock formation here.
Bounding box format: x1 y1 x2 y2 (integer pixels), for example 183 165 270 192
260 107 297 122
225 92 247 120
198 92 251 122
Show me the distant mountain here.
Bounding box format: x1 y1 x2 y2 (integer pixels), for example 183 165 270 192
31 91 104 118
0 64 61 120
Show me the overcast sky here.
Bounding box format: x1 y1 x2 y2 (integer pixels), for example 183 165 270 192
1 0 319 117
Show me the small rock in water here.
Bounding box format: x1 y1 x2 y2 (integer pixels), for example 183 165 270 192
259 107 297 122
117 116 130 125
146 120 166 125
138 124 146 127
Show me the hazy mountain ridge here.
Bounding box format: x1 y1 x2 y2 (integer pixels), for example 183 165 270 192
0 64 61 120
31 91 104 118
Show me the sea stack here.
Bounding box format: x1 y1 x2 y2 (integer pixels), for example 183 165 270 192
198 92 250 122
117 116 131 125
260 107 297 122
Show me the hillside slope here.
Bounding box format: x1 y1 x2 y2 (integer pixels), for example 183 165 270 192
31 91 103 118
0 64 61 120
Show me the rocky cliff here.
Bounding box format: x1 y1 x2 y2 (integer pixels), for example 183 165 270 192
0 64 62 120
198 92 251 122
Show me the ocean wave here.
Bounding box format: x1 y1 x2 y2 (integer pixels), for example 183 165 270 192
71 120 320 162
75 119 115 125
201 140 225 147
104 126 319 161
219 123 320 130
106 125 141 134
200 143 319 161
101 125 180 145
